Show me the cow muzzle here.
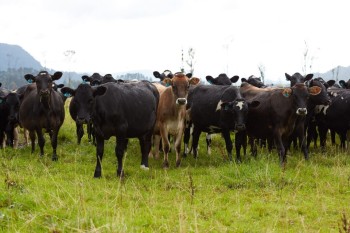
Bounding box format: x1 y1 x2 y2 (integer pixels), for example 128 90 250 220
176 98 187 105
296 108 307 116
235 123 246 131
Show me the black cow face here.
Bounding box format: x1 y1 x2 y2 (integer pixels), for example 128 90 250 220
285 73 313 87
220 99 253 131
308 79 331 105
82 73 103 86
206 74 239 85
153 70 174 81
339 79 350 89
241 75 265 88
24 71 63 107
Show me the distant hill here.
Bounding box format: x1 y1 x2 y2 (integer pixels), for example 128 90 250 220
0 43 43 71
314 65 350 82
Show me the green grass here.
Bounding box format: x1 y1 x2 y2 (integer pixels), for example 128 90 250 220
1 103 350 232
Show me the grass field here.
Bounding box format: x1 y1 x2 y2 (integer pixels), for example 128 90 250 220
1 102 350 232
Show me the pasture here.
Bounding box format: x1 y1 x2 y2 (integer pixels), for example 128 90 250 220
1 101 350 232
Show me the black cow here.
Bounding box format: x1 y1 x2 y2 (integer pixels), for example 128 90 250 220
102 74 117 84
286 73 332 158
339 79 350 89
240 83 321 165
61 84 95 144
0 91 21 148
186 84 256 162
206 73 239 85
92 81 159 177
153 70 173 82
0 86 10 148
82 73 103 86
241 75 266 88
316 88 350 149
19 71 65 160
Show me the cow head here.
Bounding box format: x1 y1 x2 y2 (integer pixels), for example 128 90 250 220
162 72 200 106
153 70 173 81
4 92 21 125
283 83 321 116
285 73 313 87
102 74 116 84
313 77 336 89
339 79 350 89
82 73 103 86
308 79 331 105
206 73 239 85
25 71 63 108
61 84 95 124
241 75 265 88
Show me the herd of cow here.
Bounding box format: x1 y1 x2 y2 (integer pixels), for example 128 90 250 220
0 70 349 177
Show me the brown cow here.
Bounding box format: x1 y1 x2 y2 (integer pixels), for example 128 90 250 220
240 83 321 166
152 72 200 168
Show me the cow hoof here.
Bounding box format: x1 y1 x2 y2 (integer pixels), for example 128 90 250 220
235 158 242 164
140 165 149 171
94 172 102 178
182 153 187 158
163 161 169 169
117 170 124 177
176 160 181 168
52 156 58 161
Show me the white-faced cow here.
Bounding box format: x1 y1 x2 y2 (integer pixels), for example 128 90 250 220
187 84 256 162
61 84 95 144
19 71 65 160
151 72 200 168
92 81 159 177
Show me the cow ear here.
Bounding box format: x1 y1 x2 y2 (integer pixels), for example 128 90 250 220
304 73 314 82
241 78 248 83
82 75 90 83
206 76 214 84
186 73 192 78
52 72 63 81
285 73 292 81
93 86 107 97
339 80 346 88
327 80 336 87
309 86 321 95
189 77 200 86
162 78 172 87
230 75 239 83
248 100 260 108
153 71 161 79
61 87 75 97
282 88 292 97
24 74 36 83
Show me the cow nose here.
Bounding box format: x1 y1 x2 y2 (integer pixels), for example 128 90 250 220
40 90 50 96
176 98 187 105
235 124 246 131
296 108 307 115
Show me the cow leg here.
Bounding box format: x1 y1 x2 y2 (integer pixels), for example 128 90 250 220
318 125 328 152
139 133 151 170
29 130 36 153
235 131 246 162
50 128 59 161
249 137 257 157
331 130 336 145
274 131 286 167
94 136 105 178
183 123 191 158
191 127 201 159
116 137 127 177
297 124 308 160
150 134 161 159
174 132 184 168
24 128 30 146
160 127 170 168
206 133 212 155
76 122 84 145
0 131 5 149
87 122 92 142
36 129 45 157
13 127 18 149
222 130 233 161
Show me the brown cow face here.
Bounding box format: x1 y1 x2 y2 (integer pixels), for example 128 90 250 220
163 73 200 106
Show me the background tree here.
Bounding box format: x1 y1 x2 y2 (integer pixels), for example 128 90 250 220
186 47 195 74
258 63 265 84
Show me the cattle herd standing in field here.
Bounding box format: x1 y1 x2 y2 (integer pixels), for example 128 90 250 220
1 70 350 176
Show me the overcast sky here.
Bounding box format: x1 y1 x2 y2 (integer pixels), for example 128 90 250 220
1 0 350 83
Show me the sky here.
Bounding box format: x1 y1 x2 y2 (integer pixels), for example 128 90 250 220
1 0 350 84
